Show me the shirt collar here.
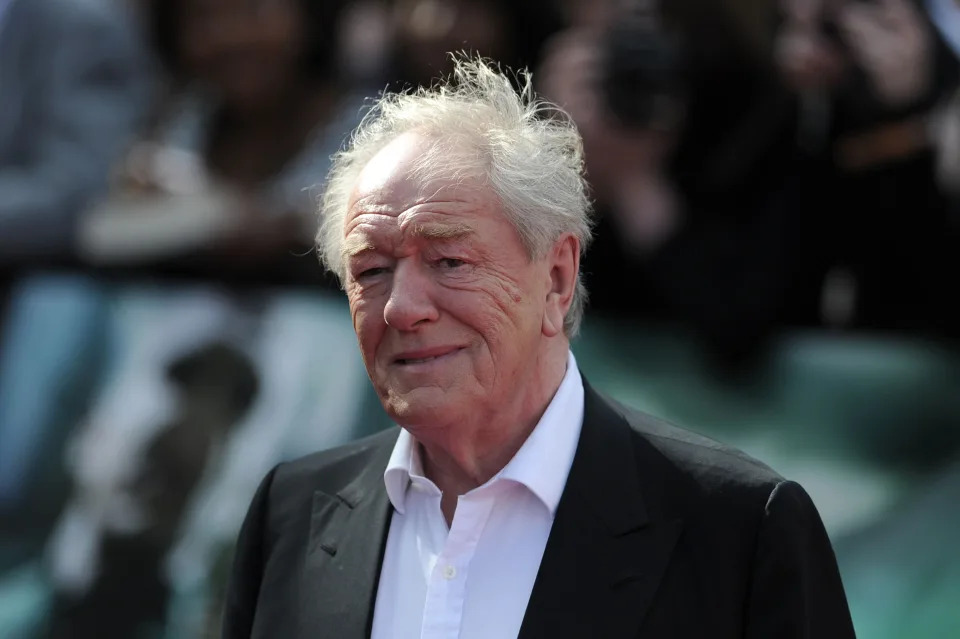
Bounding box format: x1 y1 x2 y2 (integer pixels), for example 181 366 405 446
383 351 585 516
383 428 421 515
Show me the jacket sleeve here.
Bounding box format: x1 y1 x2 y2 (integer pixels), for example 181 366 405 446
221 465 280 639
744 480 857 638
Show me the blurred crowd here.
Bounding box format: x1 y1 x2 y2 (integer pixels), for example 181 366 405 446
3 0 958 354
0 0 959 637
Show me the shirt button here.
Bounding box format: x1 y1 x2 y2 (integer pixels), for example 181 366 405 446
443 565 457 580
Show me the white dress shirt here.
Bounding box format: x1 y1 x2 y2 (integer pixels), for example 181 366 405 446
370 352 585 639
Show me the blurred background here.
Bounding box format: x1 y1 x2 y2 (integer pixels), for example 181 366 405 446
0 0 958 636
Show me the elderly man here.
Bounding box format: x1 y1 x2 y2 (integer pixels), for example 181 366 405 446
222 58 855 639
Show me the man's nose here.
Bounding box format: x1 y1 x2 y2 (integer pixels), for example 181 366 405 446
383 261 439 331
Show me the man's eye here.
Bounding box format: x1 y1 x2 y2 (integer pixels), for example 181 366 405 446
437 258 466 270
357 267 389 279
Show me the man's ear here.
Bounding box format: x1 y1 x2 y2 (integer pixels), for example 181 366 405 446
542 233 580 337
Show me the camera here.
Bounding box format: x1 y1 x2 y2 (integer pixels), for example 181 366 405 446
600 7 687 130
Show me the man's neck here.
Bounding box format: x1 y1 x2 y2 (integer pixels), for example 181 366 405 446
415 344 570 525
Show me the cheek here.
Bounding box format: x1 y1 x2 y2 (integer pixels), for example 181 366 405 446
455 269 536 339
488 261 542 314
349 296 386 356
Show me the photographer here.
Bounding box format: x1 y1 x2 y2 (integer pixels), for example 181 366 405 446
540 2 804 365
775 0 960 336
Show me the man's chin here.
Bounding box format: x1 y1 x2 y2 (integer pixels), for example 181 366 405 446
382 387 458 428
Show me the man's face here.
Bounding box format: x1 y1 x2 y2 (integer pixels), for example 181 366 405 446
342 133 554 431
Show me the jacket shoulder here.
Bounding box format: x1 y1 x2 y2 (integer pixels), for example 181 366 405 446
271 427 399 496
605 394 784 491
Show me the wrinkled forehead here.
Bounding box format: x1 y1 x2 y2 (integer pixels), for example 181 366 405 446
346 131 489 224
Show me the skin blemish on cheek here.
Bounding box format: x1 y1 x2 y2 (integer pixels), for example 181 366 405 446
480 274 526 317
488 259 530 306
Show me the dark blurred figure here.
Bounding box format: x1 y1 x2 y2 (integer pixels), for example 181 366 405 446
775 0 960 337
0 0 151 296
45 342 259 639
380 0 563 90
76 0 358 287
541 0 804 367
927 0 960 267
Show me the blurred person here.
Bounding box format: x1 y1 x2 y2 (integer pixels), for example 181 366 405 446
539 2 808 365
382 0 562 91
45 340 260 639
0 0 151 539
15 279 369 638
934 85 960 198
77 0 359 287
222 57 854 639
928 0 960 209
775 0 950 119
338 0 395 85
774 0 960 335
0 0 151 290
538 10 686 255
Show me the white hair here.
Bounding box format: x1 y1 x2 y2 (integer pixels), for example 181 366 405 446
317 55 593 336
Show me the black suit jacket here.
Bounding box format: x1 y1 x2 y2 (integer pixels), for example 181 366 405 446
222 380 855 638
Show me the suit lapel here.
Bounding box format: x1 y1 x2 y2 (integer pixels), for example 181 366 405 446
298 431 397 639
518 381 683 639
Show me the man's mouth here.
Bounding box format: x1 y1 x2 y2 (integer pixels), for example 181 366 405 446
394 347 463 365
399 355 443 365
